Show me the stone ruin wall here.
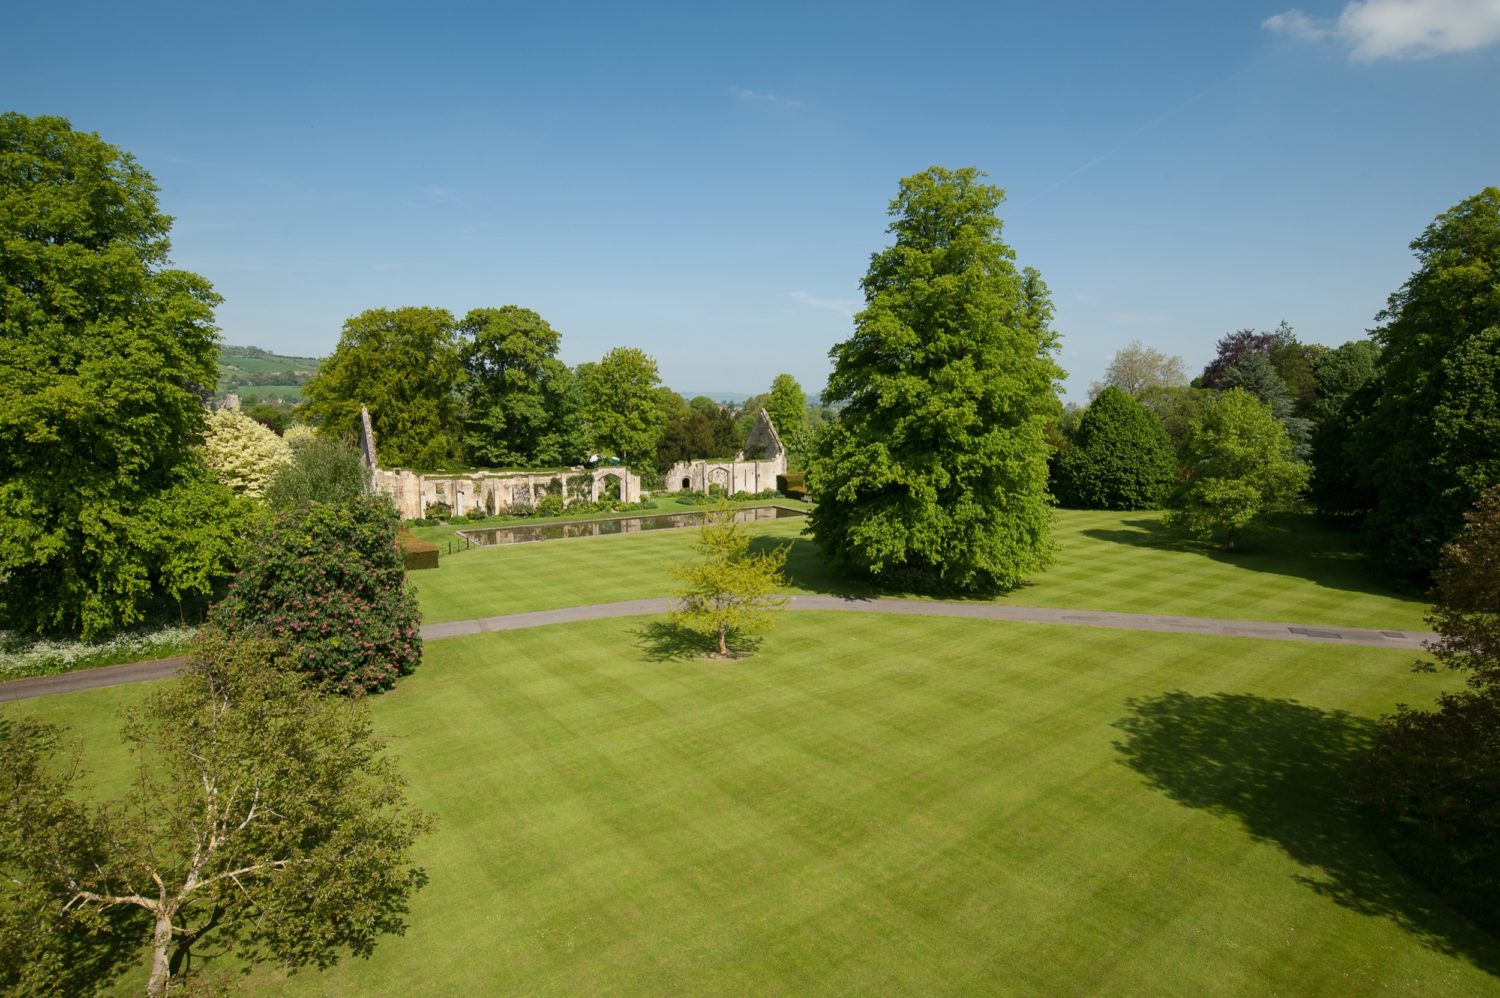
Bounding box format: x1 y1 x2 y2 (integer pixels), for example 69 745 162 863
360 405 784 519
665 408 786 496
357 405 640 519
371 466 640 521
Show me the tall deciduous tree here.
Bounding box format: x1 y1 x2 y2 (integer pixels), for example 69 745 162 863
575 347 669 464
0 113 248 638
765 373 808 450
1053 386 1175 510
458 306 574 467
302 306 464 470
1309 339 1381 517
1349 188 1500 578
1089 340 1186 399
1166 388 1308 550
0 629 432 998
808 166 1064 591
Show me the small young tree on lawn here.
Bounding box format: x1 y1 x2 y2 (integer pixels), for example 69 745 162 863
1166 388 1308 550
670 506 790 656
0 629 431 998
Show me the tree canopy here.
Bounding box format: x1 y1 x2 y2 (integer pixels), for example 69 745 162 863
1089 340 1186 399
669 505 789 656
302 306 464 470
0 629 431 997
808 166 1063 591
1053 386 1175 510
656 405 739 469
1346 187 1500 578
1165 388 1308 550
263 429 371 512
0 113 248 637
212 494 422 694
200 407 292 498
575 347 669 464
765 373 808 451
1308 340 1381 517
1359 486 1500 931
459 306 576 467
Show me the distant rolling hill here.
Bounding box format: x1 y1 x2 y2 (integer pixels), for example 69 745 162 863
217 345 321 407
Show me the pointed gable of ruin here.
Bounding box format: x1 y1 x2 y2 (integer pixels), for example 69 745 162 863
358 405 379 470
742 408 785 461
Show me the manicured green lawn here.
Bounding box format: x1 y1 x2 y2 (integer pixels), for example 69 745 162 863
14 613 1494 994
412 508 1429 630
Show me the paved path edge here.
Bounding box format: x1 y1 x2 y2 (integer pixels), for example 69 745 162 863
1 598 1432 703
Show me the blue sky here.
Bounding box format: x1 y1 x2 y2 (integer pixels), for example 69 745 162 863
5 1 1498 400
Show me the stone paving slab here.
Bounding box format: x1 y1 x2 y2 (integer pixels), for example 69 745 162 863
1 598 1433 703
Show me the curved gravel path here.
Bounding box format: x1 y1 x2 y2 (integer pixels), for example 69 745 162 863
0 596 1431 703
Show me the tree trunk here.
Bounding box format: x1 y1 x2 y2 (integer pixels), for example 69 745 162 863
147 909 175 998
717 626 728 657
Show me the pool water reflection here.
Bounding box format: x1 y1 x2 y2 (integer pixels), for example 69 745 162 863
456 505 806 547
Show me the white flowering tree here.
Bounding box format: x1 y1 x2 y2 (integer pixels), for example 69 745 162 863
201 408 292 499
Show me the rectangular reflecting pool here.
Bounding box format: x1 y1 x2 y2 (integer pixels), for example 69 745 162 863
456 504 806 546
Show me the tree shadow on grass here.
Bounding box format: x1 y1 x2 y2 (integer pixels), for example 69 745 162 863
632 619 765 663
1082 513 1425 607
746 535 870 599
1114 691 1500 975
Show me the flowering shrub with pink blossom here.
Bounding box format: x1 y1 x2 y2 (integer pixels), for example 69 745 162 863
212 495 422 694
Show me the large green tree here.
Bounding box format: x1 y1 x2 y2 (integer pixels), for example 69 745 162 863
0 113 250 638
656 406 739 470
1166 389 1308 550
575 347 669 464
1217 352 1313 460
807 167 1064 592
302 306 464 470
1308 339 1381 517
1053 386 1175 510
1349 188 1500 578
0 629 431 997
764 373 808 453
458 306 574 467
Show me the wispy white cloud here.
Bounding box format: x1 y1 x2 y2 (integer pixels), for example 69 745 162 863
790 290 859 318
730 85 805 109
1264 0 1500 60
1263 8 1332 41
419 185 457 204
